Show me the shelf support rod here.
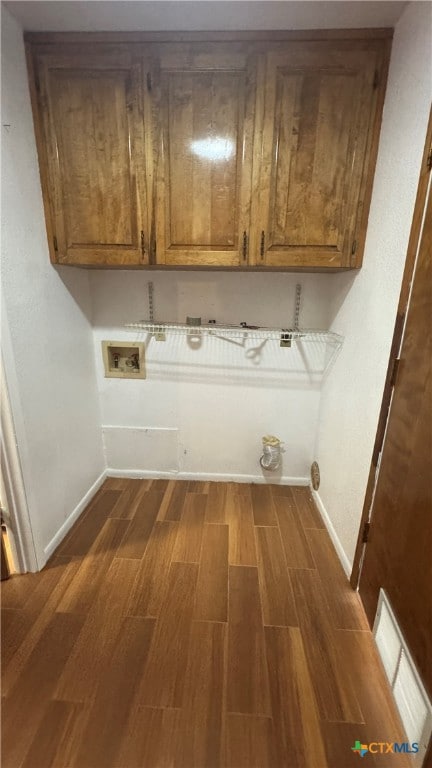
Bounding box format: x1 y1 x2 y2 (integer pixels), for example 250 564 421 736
294 283 302 331
148 281 154 323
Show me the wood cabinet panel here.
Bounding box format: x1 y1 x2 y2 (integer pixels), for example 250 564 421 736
26 33 391 270
154 45 256 266
37 55 148 265
256 46 378 268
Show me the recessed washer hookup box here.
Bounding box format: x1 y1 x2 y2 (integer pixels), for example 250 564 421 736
101 341 146 379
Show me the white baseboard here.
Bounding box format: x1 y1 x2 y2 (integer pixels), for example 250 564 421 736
43 470 107 561
311 488 352 579
42 467 309 565
106 468 309 486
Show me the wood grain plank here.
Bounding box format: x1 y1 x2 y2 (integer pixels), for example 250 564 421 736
0 478 409 768
226 494 257 566
1 608 34 670
205 482 227 523
275 495 316 569
269 484 295 498
56 518 129 614
116 490 163 558
2 558 81 695
104 477 130 490
117 707 181 768
172 492 206 563
72 616 155 768
49 554 75 565
187 480 210 493
265 625 328 768
225 714 276 768
1 573 42 610
138 561 198 708
1 560 70 669
228 482 251 497
127 521 179 618
227 565 270 716
109 479 150 519
251 484 278 526
255 526 298 627
334 629 410 739
291 486 325 529
21 701 85 768
55 558 140 702
149 478 170 492
157 480 177 521
176 621 226 767
1 611 84 768
194 524 229 622
1 556 67 611
157 479 187 521
290 568 364 723
307 527 369 630
57 489 122 556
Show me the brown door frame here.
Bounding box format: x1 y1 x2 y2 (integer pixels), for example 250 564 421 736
1 523 11 580
350 105 432 589
0 361 39 573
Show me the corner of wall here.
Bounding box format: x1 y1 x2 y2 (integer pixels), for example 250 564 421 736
313 0 432 570
311 488 352 578
1 6 106 568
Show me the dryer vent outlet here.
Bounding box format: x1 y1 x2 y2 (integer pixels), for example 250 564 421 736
260 435 283 472
311 461 320 490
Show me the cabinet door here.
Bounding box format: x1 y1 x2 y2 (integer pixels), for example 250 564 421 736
255 45 378 269
37 54 148 266
153 45 256 267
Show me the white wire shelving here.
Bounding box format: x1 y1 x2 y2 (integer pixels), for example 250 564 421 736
125 320 343 347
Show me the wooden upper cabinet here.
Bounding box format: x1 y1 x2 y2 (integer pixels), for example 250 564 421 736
153 45 256 267
254 44 382 269
26 33 391 270
35 53 149 265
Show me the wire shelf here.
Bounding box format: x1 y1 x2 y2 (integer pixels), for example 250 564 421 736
125 320 343 346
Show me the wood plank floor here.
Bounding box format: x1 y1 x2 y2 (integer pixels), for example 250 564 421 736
1 479 411 768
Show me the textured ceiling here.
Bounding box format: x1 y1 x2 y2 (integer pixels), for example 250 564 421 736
4 1 408 32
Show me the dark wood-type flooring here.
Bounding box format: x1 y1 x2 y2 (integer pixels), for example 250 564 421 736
1 479 410 767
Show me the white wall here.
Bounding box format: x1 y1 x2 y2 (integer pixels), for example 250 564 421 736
314 1 432 567
90 270 333 482
1 7 105 568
